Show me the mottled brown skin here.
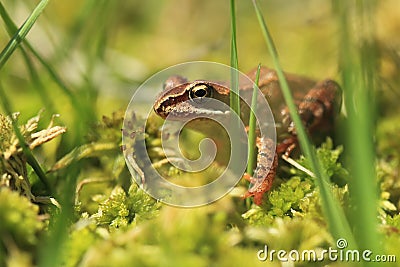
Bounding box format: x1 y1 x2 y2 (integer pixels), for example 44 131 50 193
153 66 342 205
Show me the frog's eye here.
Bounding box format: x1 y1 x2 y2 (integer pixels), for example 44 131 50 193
189 84 213 99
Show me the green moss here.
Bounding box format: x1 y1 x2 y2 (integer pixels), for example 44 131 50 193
62 222 99 267
268 176 314 216
0 188 43 266
67 207 270 267
62 183 161 266
386 214 400 229
377 113 400 156
377 157 400 213
0 188 42 246
94 184 161 230
296 138 349 184
243 139 349 226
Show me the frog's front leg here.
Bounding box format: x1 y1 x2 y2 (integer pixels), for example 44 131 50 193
276 135 298 157
242 137 278 205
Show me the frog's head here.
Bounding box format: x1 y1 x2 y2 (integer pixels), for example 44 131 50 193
153 77 232 120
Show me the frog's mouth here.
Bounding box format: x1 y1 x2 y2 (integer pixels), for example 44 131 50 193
165 101 231 120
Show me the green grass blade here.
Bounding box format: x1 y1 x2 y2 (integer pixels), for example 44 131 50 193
0 0 49 70
251 0 356 247
0 0 52 192
38 165 79 267
0 3 76 104
247 64 261 175
0 2 95 143
335 0 381 255
0 3 56 114
229 0 240 116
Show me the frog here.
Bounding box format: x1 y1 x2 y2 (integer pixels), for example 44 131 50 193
153 66 342 205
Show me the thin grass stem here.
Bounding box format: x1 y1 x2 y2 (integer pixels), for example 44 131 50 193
246 64 261 175
0 0 49 70
229 0 240 116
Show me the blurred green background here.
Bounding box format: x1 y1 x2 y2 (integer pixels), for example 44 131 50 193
0 1 340 118
1 0 399 121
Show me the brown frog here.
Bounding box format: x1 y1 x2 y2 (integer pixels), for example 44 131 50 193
153 66 341 205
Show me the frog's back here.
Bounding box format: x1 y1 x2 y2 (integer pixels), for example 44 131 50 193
242 67 317 134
